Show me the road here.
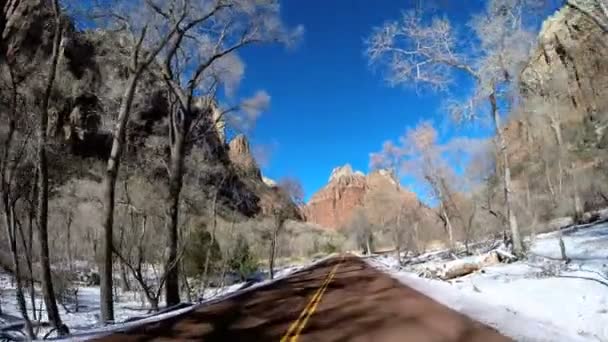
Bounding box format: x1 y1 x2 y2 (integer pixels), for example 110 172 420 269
94 256 510 341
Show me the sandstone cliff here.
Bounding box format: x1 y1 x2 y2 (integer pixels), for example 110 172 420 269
500 2 608 215
304 165 421 230
514 3 608 154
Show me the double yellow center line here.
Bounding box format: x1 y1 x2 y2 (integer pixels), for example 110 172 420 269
280 256 344 342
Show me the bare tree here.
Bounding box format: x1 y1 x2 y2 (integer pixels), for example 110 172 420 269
0 62 35 339
73 0 187 322
371 122 459 247
113 177 189 311
114 213 166 311
199 174 228 297
364 188 411 264
266 178 303 279
366 0 540 256
347 208 375 255
523 58 588 261
36 0 68 334
277 177 305 206
149 0 298 305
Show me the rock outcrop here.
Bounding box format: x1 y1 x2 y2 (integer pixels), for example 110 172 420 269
227 134 301 220
0 0 295 219
304 165 420 230
228 134 262 179
518 4 608 149
304 165 367 229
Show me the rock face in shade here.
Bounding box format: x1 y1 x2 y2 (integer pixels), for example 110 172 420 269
0 0 298 219
227 134 302 220
304 165 420 230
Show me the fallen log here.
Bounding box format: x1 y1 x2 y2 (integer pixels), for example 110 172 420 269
436 251 502 280
439 262 480 280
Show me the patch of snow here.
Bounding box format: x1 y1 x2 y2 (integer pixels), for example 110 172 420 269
262 176 277 187
0 264 308 340
328 164 365 182
369 221 608 341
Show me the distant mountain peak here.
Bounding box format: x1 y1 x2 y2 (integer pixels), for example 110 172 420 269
305 164 421 230
328 164 365 182
369 168 398 185
262 176 277 187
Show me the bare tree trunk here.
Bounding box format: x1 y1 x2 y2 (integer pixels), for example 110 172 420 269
490 93 524 256
120 263 130 292
394 212 402 265
181 265 192 302
201 191 219 297
544 158 557 199
66 214 73 272
557 158 564 195
164 111 187 307
441 204 454 247
148 296 159 312
269 225 278 280
464 205 477 254
525 173 531 209
0 92 35 335
100 72 142 324
218 221 236 289
37 1 66 333
557 226 568 261
17 194 37 322
3 200 34 339
549 111 564 195
571 162 584 220
413 222 420 253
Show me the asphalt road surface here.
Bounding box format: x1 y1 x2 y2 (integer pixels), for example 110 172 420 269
94 256 510 342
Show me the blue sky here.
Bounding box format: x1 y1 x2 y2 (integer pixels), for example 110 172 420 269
236 0 497 200
69 0 491 200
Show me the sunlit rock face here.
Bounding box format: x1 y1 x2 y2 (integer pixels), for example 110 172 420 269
304 165 419 230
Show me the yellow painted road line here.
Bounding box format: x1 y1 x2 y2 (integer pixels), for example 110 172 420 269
281 256 343 342
279 263 335 342
290 264 339 341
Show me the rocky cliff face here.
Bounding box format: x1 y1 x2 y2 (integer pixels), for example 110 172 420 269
304 165 420 230
227 134 301 219
228 134 262 179
304 165 367 229
517 4 608 149
0 0 290 219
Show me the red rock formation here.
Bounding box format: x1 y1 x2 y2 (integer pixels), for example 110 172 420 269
304 165 367 229
304 165 420 230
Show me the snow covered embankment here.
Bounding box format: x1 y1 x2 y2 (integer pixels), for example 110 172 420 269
369 222 608 342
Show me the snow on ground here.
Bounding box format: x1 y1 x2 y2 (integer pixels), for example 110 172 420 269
369 221 608 342
0 261 308 340
0 274 247 338
58 257 331 341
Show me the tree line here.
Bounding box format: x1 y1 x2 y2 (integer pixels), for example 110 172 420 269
363 0 608 260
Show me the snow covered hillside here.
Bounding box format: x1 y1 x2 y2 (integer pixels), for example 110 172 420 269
370 222 608 342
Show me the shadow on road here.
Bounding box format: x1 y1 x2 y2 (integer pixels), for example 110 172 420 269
94 257 509 342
